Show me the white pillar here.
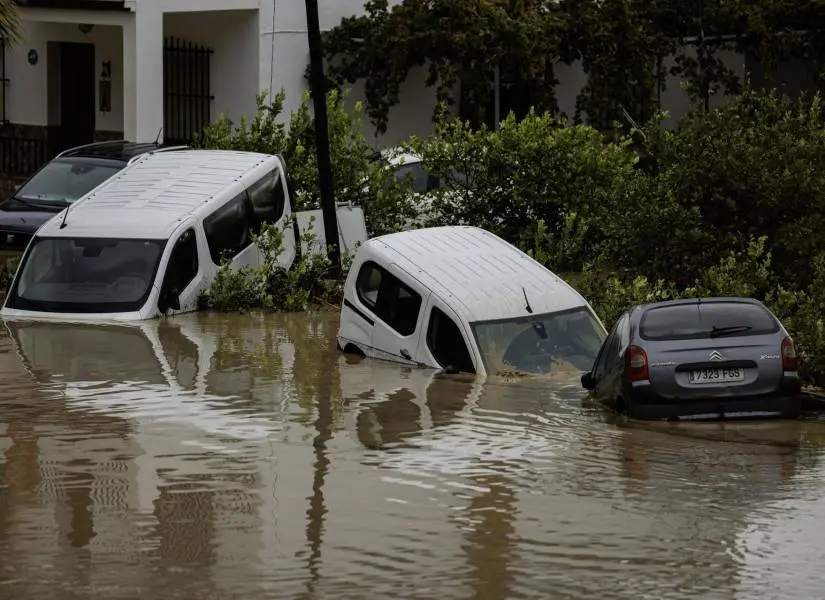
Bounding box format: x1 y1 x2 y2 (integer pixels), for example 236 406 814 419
122 5 164 143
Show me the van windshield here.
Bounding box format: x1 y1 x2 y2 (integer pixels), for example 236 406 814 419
470 307 606 376
8 237 167 313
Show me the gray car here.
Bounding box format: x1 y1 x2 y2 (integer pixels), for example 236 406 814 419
580 297 802 420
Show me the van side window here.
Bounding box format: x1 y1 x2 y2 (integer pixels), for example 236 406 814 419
161 228 199 296
427 307 476 374
355 261 422 336
203 192 252 264
247 169 287 228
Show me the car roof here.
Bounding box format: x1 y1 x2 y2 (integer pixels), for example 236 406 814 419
634 296 765 313
36 149 282 240
56 140 184 163
360 226 593 323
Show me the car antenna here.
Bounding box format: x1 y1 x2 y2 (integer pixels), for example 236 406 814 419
59 203 70 229
522 287 533 314
153 127 163 144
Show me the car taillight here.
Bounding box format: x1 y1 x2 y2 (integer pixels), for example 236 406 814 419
626 345 650 382
781 336 798 372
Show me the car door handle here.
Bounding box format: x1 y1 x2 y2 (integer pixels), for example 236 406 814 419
400 349 411 360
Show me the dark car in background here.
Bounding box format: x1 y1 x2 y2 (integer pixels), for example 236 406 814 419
0 140 187 251
581 297 802 421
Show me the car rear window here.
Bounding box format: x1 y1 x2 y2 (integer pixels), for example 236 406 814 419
639 302 779 341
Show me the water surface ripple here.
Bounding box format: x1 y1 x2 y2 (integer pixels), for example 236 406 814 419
0 312 823 599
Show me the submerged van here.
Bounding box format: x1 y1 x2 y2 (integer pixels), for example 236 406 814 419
1 149 296 322
337 225 608 377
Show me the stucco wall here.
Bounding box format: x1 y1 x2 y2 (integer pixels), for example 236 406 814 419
4 20 124 132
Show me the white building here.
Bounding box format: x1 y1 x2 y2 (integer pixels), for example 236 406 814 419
0 0 813 179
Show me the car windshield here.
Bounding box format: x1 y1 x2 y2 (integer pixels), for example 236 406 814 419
639 301 779 340
471 307 606 376
15 159 122 205
391 161 469 193
8 237 167 313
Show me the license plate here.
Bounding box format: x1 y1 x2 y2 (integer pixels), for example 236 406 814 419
688 367 745 384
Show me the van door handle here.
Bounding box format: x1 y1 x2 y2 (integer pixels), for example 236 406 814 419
400 349 411 360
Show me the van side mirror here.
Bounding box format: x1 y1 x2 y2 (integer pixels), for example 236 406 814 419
159 287 181 313
581 371 595 390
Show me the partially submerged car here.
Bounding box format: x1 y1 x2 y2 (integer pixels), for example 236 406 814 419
581 297 803 421
2 149 296 322
0 140 187 251
337 225 607 377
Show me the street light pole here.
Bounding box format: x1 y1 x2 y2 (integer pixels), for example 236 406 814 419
304 0 340 268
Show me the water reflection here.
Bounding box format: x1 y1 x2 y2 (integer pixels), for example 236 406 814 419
0 313 824 598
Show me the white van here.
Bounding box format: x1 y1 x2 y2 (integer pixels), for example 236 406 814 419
337 225 608 377
1 149 296 322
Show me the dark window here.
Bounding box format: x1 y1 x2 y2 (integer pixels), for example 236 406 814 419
247 169 287 229
640 302 779 341
1 38 7 123
427 307 476 374
355 261 422 336
203 192 253 264
161 228 198 297
8 236 166 313
15 158 122 206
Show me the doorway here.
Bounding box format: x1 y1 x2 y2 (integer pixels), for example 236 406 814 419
58 42 96 151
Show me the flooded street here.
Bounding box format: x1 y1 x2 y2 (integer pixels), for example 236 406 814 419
2 312 825 599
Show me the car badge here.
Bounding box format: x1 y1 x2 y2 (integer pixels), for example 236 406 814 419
708 350 724 361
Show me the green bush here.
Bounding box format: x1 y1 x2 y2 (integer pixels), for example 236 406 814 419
195 88 418 236
199 217 353 313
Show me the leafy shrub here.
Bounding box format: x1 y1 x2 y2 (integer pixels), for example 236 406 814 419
195 88 417 235
200 217 352 313
641 87 825 287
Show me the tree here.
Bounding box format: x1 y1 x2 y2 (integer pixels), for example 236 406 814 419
0 0 22 44
321 0 825 133
320 0 569 134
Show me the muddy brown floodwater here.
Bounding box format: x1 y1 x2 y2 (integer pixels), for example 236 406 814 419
2 313 825 599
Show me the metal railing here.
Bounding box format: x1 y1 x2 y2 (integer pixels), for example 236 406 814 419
163 37 214 146
0 136 48 178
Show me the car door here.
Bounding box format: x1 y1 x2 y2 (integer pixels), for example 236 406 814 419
351 259 432 366
157 227 205 314
592 315 624 399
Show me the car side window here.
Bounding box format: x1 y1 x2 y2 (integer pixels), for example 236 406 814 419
426 306 476 374
355 261 422 336
616 313 631 357
246 169 287 229
594 321 620 377
161 229 199 296
203 192 253 264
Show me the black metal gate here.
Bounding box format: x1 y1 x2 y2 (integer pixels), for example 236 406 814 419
163 37 214 146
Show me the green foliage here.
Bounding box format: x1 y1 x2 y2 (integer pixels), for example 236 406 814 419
195 88 417 235
320 0 567 133
322 0 825 133
0 0 22 44
200 217 351 313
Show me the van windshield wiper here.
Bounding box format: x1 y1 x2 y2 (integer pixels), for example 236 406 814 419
12 196 65 209
710 325 752 338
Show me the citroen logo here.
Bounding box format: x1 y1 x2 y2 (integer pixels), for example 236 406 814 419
709 350 724 361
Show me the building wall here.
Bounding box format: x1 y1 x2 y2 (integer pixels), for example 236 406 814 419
4 19 124 134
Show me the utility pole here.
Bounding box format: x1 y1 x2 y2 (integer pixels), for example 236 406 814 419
304 0 340 268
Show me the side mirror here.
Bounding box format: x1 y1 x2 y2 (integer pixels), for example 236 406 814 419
581 371 595 390
159 287 181 313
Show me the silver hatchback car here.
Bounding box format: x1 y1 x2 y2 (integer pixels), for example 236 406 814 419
581 297 802 420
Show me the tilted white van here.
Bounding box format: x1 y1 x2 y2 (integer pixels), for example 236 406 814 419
2 149 296 322
337 225 608 377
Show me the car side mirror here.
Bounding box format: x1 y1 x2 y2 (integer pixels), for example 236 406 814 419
159 287 181 313
581 371 595 390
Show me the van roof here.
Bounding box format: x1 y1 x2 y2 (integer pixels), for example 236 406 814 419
36 149 281 240
365 226 589 323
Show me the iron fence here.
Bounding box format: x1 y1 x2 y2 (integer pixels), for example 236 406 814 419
0 136 48 178
163 37 214 146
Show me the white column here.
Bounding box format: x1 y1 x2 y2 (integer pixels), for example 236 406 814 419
122 5 164 143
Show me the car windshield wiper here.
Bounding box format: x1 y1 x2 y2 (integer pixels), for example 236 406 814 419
710 325 752 338
12 196 64 209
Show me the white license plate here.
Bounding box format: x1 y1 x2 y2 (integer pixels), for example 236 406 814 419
689 367 745 384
